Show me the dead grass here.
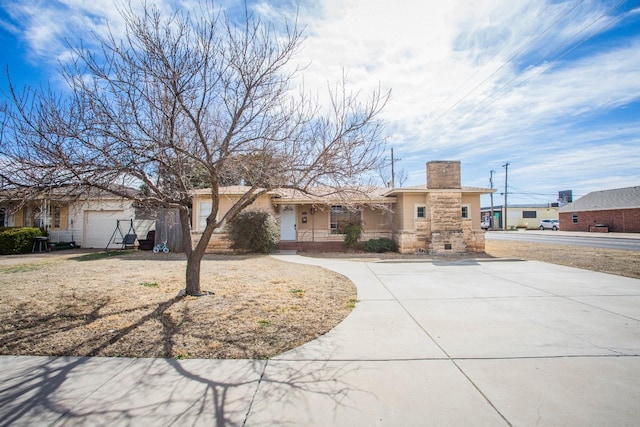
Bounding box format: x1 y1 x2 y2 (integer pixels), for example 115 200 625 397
485 239 640 279
0 251 355 359
2 241 636 360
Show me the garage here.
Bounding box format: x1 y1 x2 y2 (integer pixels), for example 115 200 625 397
83 210 129 248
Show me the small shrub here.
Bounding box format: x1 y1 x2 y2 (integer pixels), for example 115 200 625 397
139 282 159 288
0 227 43 255
342 222 362 249
363 238 397 253
229 210 280 253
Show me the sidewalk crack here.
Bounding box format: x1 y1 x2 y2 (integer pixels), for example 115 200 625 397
242 359 268 426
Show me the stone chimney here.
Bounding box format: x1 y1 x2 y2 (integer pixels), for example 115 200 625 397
427 160 461 189
426 161 466 254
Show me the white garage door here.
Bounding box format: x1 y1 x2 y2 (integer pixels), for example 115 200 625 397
84 210 127 249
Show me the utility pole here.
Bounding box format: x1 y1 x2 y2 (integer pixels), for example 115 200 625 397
489 170 495 229
503 162 510 231
390 148 395 188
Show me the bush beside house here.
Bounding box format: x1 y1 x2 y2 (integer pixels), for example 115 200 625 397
363 238 397 253
229 210 280 254
0 227 43 254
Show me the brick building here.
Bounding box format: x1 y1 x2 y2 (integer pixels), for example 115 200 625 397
558 186 640 233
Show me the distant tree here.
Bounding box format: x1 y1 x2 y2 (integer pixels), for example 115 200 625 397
0 2 389 296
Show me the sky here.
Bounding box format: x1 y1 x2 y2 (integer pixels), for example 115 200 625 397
1 0 639 206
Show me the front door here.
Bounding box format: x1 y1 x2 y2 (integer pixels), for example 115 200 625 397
280 205 296 241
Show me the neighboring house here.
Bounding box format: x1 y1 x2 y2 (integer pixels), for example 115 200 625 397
192 161 495 254
0 189 154 249
558 186 640 233
481 204 560 230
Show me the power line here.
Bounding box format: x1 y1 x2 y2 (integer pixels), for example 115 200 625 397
423 0 635 137
423 0 585 132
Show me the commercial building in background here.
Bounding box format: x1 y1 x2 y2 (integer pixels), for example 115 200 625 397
481 204 559 230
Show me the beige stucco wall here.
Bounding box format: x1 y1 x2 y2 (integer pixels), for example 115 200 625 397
295 204 334 242
393 190 486 254
461 194 482 230
294 204 393 243
191 192 276 233
395 193 428 231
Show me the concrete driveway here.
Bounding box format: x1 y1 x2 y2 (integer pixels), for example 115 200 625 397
1 255 639 426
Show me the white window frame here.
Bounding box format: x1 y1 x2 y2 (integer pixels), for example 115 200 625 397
198 201 212 231
461 204 471 219
415 204 426 219
330 205 361 234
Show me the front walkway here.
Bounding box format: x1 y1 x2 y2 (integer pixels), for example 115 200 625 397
2 255 639 426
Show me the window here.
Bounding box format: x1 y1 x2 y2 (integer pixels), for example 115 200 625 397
24 206 31 227
416 205 426 219
523 211 537 219
53 206 61 228
330 205 361 234
461 205 470 219
572 213 578 223
198 201 212 231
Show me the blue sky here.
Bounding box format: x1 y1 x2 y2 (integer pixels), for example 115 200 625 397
1 0 639 206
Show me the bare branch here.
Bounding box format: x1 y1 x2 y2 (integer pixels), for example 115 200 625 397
1 1 389 295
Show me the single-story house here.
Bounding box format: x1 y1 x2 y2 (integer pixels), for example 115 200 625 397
192 161 495 254
481 204 560 230
190 185 396 252
0 189 154 249
558 186 640 233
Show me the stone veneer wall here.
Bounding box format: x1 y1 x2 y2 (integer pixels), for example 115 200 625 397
192 232 234 253
462 221 486 252
428 191 466 254
395 218 431 254
395 226 485 254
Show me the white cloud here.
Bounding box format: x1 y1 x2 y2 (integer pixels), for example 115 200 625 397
2 0 639 203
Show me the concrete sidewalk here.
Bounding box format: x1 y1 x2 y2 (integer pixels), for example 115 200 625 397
2 256 640 426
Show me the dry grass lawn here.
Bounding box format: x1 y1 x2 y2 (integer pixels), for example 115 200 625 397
1 240 637 360
0 251 356 359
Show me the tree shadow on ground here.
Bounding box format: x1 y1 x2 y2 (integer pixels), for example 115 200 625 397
0 295 182 358
0 355 360 426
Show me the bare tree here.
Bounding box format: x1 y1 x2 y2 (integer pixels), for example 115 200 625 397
0 2 388 296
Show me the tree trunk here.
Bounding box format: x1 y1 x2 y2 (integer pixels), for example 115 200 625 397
180 205 215 296
185 251 203 296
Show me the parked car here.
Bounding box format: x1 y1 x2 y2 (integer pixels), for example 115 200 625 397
539 219 559 230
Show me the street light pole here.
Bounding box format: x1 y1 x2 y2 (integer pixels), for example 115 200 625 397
503 162 510 230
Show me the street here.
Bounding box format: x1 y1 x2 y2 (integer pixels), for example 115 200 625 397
485 230 640 252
